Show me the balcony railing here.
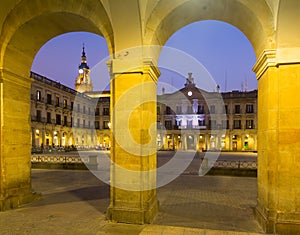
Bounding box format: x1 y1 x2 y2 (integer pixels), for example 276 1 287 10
179 125 207 130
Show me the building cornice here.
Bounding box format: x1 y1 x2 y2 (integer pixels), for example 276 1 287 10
0 68 33 88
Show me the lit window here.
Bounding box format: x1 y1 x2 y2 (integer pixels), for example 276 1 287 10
36 90 41 101
246 120 254 129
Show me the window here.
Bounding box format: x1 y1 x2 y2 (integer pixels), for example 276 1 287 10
83 106 86 114
176 105 182 114
55 96 59 107
166 106 171 115
164 120 172 130
157 106 160 115
95 121 100 129
71 101 74 110
77 118 80 127
64 116 67 126
83 119 86 128
36 90 41 101
103 121 110 129
157 121 161 129
63 99 67 108
235 105 240 114
88 107 91 115
47 112 51 123
88 121 90 128
77 104 80 112
187 106 193 113
222 120 229 129
103 107 110 116
210 105 215 114
47 94 52 105
246 104 254 113
95 108 100 115
56 114 61 125
234 120 241 129
224 105 228 114
36 110 41 122
208 120 217 129
198 119 205 126
246 120 254 129
198 105 204 114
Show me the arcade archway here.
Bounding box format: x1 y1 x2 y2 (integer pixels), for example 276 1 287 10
0 0 113 210
1 1 300 234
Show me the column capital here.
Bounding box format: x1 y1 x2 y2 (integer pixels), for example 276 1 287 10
252 49 277 80
253 48 300 79
107 57 160 83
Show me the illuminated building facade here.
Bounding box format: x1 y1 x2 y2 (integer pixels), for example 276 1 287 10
30 47 110 151
31 64 257 153
157 73 257 151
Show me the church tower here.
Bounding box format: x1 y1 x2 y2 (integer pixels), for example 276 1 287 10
75 44 93 92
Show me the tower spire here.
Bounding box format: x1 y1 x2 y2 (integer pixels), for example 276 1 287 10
82 43 86 57
75 44 93 92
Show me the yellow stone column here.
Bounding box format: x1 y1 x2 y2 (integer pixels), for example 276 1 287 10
0 70 39 210
254 50 300 233
107 59 160 224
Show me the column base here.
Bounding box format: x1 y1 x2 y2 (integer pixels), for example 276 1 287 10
107 199 159 224
255 206 300 234
0 190 41 211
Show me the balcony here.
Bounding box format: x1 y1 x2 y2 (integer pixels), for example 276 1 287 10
31 94 45 103
179 125 207 130
46 100 54 108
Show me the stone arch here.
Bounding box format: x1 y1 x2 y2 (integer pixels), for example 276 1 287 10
61 132 68 147
45 130 52 147
103 134 111 149
0 0 114 210
144 0 275 57
0 0 114 77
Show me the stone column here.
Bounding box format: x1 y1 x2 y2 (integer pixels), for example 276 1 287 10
107 59 160 224
229 133 233 151
41 128 45 146
183 134 187 150
31 127 35 147
253 50 300 233
241 135 245 151
195 134 199 151
0 70 39 210
254 134 257 151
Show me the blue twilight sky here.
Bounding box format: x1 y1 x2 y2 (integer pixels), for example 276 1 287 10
31 20 257 94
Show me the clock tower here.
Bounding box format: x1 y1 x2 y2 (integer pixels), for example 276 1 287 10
75 44 93 92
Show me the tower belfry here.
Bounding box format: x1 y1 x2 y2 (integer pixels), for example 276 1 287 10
75 44 93 92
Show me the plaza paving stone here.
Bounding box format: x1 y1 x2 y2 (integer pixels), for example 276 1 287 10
0 169 264 235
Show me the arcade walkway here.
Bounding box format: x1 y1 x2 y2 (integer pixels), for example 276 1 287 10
0 169 263 235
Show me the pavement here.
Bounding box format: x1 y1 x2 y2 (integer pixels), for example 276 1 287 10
0 168 264 235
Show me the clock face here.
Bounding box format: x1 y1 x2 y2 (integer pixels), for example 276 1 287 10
187 91 192 96
79 69 84 74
